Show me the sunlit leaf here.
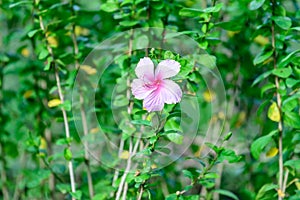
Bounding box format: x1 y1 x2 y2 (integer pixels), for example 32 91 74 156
272 16 292 30
266 147 278 158
251 130 277 159
48 99 61 108
267 102 280 122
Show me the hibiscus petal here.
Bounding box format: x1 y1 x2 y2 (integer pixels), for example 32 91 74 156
160 80 182 104
131 79 154 100
155 59 181 79
135 57 155 81
143 90 164 112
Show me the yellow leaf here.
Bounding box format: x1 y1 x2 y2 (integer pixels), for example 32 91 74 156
151 164 157 169
262 57 273 65
23 90 33 98
277 189 285 198
295 181 300 190
194 145 204 157
80 65 97 75
218 111 225 120
47 36 58 48
90 127 99 134
119 151 130 159
48 99 61 108
235 111 246 128
254 35 269 46
203 90 215 102
75 26 90 36
39 137 47 150
227 31 240 38
21 48 30 57
266 147 278 158
268 102 281 122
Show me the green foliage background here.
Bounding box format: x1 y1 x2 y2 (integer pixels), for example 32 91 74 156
0 0 299 199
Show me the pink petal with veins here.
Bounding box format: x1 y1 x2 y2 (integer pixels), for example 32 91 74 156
135 57 155 82
131 79 155 100
160 80 182 104
155 59 181 80
143 90 164 112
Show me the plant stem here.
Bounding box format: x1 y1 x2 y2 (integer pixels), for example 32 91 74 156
115 138 133 200
270 1 284 198
34 1 76 197
137 184 144 200
0 143 10 200
282 169 289 193
69 0 94 197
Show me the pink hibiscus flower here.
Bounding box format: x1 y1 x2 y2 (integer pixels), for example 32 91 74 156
131 57 182 112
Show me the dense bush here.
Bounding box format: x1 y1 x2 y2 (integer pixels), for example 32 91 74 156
0 0 299 199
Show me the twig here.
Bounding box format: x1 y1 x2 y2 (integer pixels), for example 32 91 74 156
137 184 144 200
69 0 94 197
0 143 10 200
282 169 289 194
270 1 284 199
115 138 133 200
34 0 76 198
113 28 135 199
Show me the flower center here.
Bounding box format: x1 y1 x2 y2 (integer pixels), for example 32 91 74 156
144 79 161 89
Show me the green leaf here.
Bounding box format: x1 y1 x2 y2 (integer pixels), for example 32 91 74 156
39 48 49 60
164 51 175 60
255 184 277 200
202 3 223 13
64 148 72 161
133 35 149 49
223 132 232 141
9 0 32 8
92 193 108 200
252 71 272 86
182 170 194 179
286 78 300 88
251 130 277 159
272 16 292 30
113 95 129 107
272 66 292 78
204 172 219 179
249 0 265 10
119 20 139 27
56 183 70 194
284 111 300 128
215 21 243 31
282 93 300 112
179 8 203 17
291 27 300 31
284 159 300 170
134 173 150 183
60 100 71 111
166 194 177 200
27 29 40 38
70 191 82 199
218 149 241 163
253 49 273 65
166 133 183 144
56 138 69 145
278 49 300 68
261 82 276 97
213 189 239 200
257 99 271 117
179 4 223 17
196 54 216 69
100 2 118 12
44 57 53 71
131 120 152 126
